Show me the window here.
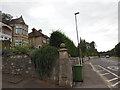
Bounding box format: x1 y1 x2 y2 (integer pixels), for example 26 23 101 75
16 25 28 35
47 39 49 44
15 39 22 46
15 39 22 43
16 29 22 34
5 37 7 39
22 30 27 35
16 25 22 28
43 38 47 43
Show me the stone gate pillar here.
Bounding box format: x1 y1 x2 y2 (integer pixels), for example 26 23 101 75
58 43 73 87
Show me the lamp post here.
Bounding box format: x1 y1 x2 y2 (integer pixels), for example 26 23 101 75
74 12 81 65
75 12 79 43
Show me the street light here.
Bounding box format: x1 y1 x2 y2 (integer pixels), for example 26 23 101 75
74 12 82 65
74 12 79 43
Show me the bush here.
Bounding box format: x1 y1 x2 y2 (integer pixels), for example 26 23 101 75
13 45 30 55
31 46 58 79
50 31 78 57
2 45 30 57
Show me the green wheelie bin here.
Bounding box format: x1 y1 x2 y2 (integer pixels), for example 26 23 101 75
72 64 83 82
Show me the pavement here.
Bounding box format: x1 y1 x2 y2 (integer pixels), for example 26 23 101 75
2 58 110 89
2 75 60 88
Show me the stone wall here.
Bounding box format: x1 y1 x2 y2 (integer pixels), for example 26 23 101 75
2 43 81 88
2 54 38 78
46 59 59 84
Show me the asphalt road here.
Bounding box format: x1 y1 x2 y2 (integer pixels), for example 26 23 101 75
90 57 119 88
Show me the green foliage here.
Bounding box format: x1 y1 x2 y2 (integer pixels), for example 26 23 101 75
2 12 13 20
2 45 30 57
115 42 120 57
50 31 78 57
79 39 98 57
100 42 120 57
80 39 86 57
31 46 58 79
50 31 63 48
13 45 30 55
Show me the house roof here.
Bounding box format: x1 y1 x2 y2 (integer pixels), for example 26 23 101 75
10 16 28 26
28 28 49 39
1 19 11 25
1 16 28 26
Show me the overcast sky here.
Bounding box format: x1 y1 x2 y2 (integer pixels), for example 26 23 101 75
0 0 119 52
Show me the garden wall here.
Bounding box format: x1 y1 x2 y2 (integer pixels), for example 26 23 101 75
2 55 38 78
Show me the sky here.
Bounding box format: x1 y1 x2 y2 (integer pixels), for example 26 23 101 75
0 0 119 52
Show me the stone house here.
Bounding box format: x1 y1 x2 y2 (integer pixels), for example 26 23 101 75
9 16 29 46
1 16 29 46
28 28 49 48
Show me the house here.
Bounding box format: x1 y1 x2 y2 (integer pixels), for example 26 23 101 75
0 20 12 41
8 16 29 46
28 28 49 48
0 18 12 49
1 16 29 46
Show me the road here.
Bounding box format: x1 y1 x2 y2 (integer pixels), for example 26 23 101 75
90 57 119 88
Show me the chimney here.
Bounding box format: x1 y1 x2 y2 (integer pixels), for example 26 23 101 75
39 29 42 32
32 28 36 32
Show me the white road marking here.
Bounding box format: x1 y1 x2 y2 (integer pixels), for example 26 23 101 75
96 70 105 72
107 78 118 82
100 73 109 76
112 81 120 87
89 63 96 71
107 66 119 71
98 65 119 78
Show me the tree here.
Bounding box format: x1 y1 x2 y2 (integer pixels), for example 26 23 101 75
115 42 120 57
50 31 63 48
89 41 97 56
2 12 13 20
79 39 98 57
100 42 120 57
80 39 86 58
50 31 78 57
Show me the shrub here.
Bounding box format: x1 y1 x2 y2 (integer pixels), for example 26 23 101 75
13 45 30 55
50 31 78 57
2 45 30 57
31 46 58 79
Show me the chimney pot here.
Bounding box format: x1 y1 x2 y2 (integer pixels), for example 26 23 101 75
32 28 36 32
39 29 42 32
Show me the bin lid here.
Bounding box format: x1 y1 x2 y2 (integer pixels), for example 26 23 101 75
74 64 82 67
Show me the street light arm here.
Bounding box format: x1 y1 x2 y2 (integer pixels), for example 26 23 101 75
75 12 79 15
